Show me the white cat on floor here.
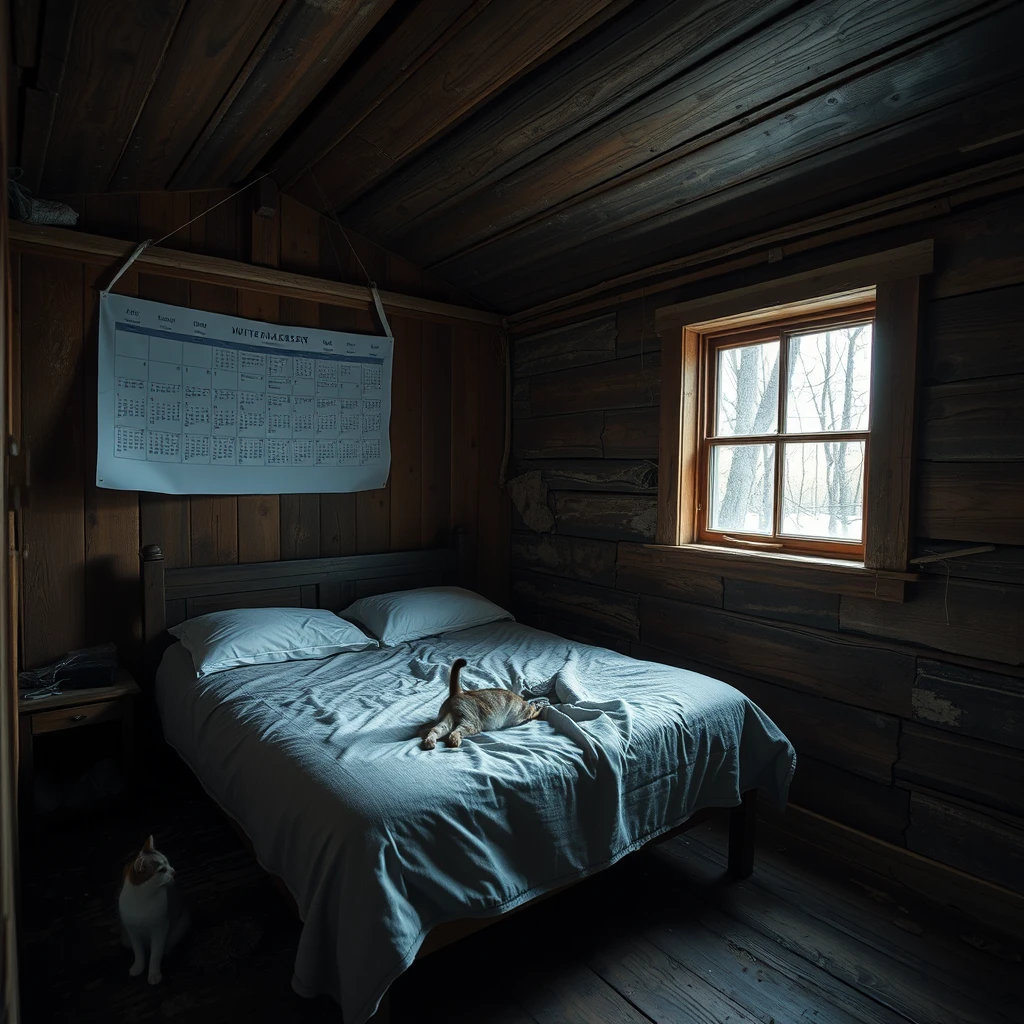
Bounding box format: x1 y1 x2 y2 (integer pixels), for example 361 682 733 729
118 835 189 984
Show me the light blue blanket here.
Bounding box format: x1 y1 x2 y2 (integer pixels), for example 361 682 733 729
156 621 795 1023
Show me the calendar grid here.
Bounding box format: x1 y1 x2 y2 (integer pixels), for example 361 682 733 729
98 293 392 495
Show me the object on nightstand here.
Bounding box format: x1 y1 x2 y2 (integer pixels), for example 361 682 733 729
18 643 119 700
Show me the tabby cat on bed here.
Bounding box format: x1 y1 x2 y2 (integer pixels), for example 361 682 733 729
118 835 189 985
421 658 543 749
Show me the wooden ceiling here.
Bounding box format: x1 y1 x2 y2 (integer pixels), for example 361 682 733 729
11 0 1024 314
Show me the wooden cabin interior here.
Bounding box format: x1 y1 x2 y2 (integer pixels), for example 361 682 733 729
0 1 1021 1022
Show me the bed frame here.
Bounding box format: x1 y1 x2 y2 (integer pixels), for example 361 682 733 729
140 537 756 1017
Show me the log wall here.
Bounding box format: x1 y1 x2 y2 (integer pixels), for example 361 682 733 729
509 187 1024 916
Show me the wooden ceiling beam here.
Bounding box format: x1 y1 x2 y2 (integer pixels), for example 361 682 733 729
273 0 485 194
423 0 1010 283
40 0 188 194
110 0 282 192
506 152 1024 332
8 222 502 328
16 0 78 192
287 0 629 214
171 0 397 191
489 75 1024 311
343 0 799 255
435 4 1022 304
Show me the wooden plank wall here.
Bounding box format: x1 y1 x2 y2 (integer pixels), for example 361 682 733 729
14 191 509 669
509 187 1024 911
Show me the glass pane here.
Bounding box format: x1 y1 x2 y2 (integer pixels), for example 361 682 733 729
785 323 872 433
781 441 866 542
715 341 779 437
709 443 775 535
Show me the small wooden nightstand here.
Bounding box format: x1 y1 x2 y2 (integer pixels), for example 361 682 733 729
18 668 140 814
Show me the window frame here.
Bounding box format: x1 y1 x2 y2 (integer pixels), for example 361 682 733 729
653 241 932 593
696 302 876 560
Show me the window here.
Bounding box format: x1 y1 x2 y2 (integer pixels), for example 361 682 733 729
653 241 932 589
699 304 874 559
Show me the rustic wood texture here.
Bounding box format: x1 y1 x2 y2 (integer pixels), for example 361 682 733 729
642 657 899 784
83 261 141 649
552 492 658 543
20 255 86 668
11 0 1024 932
12 0 1023 313
511 570 639 643
288 0 627 212
642 596 914 716
601 408 659 459
508 181 1024 913
864 276 919 571
920 376 1024 461
515 459 657 494
723 578 839 630
109 0 282 191
913 660 1024 751
516 351 660 418
614 545 722 607
15 193 509 667
510 534 618 588
842 580 1023 666
24 774 1023 1023
790 755 910 845
39 0 189 193
896 722 1024 816
918 463 1024 546
906 792 1024 894
514 412 604 459
925 284 1024 383
513 314 617 378
173 0 397 189
9 223 502 328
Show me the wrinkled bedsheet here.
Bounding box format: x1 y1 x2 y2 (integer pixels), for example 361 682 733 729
156 621 795 1023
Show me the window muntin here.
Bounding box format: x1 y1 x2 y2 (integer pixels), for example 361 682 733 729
698 307 874 558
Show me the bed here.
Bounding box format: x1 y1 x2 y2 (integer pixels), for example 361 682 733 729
141 538 796 1024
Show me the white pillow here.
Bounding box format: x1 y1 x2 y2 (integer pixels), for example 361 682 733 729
168 607 378 677
340 586 513 646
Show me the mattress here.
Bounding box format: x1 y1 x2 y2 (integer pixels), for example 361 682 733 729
156 620 795 1023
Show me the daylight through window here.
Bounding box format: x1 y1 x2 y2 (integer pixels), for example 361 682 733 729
698 305 874 558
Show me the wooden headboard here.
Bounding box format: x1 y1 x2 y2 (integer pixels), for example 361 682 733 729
140 532 465 668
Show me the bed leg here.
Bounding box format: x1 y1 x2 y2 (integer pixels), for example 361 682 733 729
728 791 756 879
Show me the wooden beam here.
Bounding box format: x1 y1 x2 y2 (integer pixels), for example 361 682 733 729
506 152 1024 333
343 0 798 252
40 0 189 193
289 0 628 212
431 2 1018 297
171 0 397 190
653 242 933 333
108 0 281 191
8 222 501 327
274 0 484 191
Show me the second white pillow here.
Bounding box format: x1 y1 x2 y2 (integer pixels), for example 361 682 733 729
340 586 513 646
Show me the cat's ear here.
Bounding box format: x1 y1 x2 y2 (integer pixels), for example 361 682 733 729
133 854 146 873
142 835 154 854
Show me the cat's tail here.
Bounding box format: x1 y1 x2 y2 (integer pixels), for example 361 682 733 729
449 658 467 699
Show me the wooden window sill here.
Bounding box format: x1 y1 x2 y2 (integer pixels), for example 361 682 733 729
640 543 917 601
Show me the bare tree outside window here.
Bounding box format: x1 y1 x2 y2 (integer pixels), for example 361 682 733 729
702 316 872 555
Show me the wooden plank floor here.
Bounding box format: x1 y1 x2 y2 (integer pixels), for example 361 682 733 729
19 772 1022 1024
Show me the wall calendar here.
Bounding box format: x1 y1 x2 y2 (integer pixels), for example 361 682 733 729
97 292 393 494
